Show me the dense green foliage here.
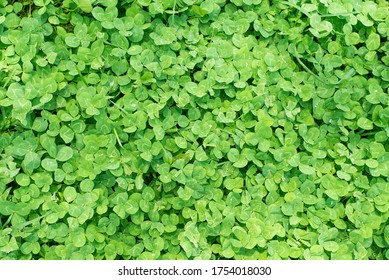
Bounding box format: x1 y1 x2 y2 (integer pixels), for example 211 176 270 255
0 0 388 260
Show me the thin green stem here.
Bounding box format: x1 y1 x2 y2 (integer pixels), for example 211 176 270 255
109 100 130 116
28 0 32 17
292 47 330 85
3 68 17 88
172 0 176 24
1 214 13 230
279 1 310 17
320 12 358 17
76 66 87 85
113 127 123 148
1 107 7 121
11 211 53 232
291 44 355 87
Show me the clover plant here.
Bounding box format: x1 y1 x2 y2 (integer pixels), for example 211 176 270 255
0 0 388 260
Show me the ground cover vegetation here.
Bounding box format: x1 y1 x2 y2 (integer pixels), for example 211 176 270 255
0 0 388 260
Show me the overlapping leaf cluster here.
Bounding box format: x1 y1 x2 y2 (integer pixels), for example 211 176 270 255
0 0 388 259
